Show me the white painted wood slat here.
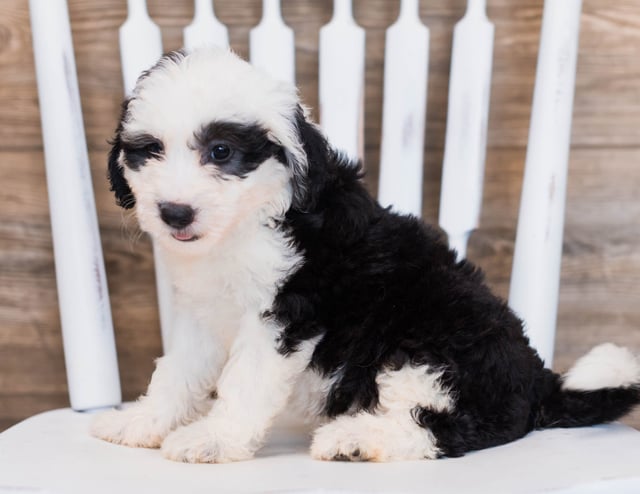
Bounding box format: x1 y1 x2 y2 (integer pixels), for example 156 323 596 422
319 0 365 162
377 0 429 217
250 0 295 85
29 0 121 411
438 0 494 260
119 0 163 94
509 0 583 367
184 0 229 51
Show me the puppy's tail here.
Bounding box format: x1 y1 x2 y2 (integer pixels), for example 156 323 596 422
536 343 640 429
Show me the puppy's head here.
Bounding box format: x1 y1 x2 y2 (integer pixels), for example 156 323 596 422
108 48 318 254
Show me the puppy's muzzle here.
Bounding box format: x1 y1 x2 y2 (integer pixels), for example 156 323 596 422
158 202 196 229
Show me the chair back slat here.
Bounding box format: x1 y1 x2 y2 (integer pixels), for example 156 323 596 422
377 0 429 218
184 0 229 51
250 0 295 84
509 0 583 366
29 0 121 410
438 0 494 260
318 0 365 161
119 0 163 95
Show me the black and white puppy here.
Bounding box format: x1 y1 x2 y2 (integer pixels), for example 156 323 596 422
92 48 640 463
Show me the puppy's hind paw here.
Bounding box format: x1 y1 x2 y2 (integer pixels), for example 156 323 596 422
310 420 379 462
310 412 440 462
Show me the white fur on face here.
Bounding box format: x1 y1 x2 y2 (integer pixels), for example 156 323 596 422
120 48 306 255
127 153 292 255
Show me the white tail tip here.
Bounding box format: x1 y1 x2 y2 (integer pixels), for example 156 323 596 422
562 343 640 391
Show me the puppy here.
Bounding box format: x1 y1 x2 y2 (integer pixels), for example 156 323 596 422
91 48 640 463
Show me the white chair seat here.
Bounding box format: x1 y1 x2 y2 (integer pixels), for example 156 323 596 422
1 408 639 494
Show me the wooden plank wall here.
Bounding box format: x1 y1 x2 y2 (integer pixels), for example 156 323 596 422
1 0 639 432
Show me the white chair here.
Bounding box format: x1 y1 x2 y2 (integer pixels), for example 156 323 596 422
1 0 639 493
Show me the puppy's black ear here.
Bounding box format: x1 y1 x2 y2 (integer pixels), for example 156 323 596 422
108 99 135 209
289 106 330 211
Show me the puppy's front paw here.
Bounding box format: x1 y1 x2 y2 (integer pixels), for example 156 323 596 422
161 420 254 463
90 406 171 448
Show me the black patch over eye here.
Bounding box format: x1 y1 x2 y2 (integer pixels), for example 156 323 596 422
121 135 164 170
195 121 286 178
209 143 232 163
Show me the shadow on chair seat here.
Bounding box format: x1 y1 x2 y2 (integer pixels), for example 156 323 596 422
1 408 639 494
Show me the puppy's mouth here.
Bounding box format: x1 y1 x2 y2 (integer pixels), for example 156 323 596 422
171 229 200 242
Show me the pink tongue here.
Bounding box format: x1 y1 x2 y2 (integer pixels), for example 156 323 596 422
174 231 193 241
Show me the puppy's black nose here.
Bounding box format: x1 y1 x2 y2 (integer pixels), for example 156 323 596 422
158 202 195 228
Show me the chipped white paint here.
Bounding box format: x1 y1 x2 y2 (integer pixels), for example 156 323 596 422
184 0 229 51
319 0 365 161
509 0 583 367
29 0 121 411
250 0 295 85
377 0 429 217
438 0 494 260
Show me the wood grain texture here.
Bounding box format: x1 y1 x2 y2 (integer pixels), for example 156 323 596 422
1 0 639 432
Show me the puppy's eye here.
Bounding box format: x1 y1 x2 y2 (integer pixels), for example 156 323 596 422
210 144 232 163
145 142 163 156
121 137 164 169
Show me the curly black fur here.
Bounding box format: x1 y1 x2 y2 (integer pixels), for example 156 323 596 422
107 98 136 209
270 112 640 457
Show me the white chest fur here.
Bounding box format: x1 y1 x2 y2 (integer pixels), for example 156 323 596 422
163 219 301 354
